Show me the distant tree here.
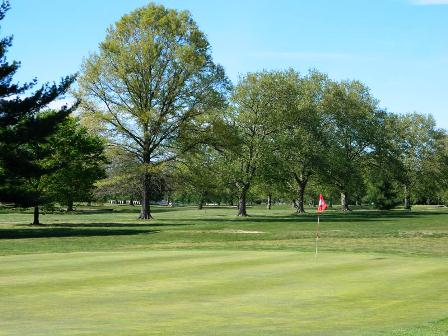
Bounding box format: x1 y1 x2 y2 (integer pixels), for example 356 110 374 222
93 148 142 204
44 117 107 211
78 3 230 219
174 147 221 209
226 71 291 216
0 2 76 224
393 113 448 208
276 70 329 213
94 148 171 205
322 80 386 211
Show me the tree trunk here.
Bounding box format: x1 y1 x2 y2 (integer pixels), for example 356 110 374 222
292 199 298 210
267 193 272 210
130 197 134 206
296 182 307 213
198 198 204 210
67 198 74 212
139 172 153 219
237 186 249 216
404 185 411 210
341 192 350 211
33 205 40 225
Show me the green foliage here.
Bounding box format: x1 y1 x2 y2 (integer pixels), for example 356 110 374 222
43 117 107 209
321 79 388 209
77 3 230 218
225 70 297 215
0 2 76 208
391 113 448 207
365 176 401 210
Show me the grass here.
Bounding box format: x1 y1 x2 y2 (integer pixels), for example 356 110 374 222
0 205 447 335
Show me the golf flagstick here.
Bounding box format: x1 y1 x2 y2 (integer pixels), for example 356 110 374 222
315 214 320 257
315 194 327 258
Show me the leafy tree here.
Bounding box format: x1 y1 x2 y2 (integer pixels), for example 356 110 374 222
226 71 291 216
173 147 222 209
0 1 76 223
322 80 386 211
44 117 107 211
276 70 329 213
392 113 448 208
364 168 401 210
94 148 172 205
94 149 142 204
394 113 435 208
78 3 230 219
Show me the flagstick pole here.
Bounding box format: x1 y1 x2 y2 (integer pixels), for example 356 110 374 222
315 214 320 258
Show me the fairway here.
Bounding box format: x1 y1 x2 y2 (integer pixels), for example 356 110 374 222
1 206 448 335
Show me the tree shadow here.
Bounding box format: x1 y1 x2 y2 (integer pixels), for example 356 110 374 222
72 207 187 215
0 228 159 239
166 210 448 224
26 222 194 228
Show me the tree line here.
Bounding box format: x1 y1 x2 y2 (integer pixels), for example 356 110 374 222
1 2 447 222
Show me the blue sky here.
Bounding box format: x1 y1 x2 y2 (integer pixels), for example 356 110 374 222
3 0 448 129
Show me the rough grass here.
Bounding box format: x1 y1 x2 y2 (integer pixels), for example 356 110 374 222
0 205 447 335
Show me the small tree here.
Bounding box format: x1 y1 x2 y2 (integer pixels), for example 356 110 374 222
44 117 107 211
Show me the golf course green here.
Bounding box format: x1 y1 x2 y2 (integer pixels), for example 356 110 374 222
0 205 447 335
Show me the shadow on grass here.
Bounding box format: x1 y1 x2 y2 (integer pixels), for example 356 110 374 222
71 206 188 215
168 210 448 224
0 228 159 239
33 223 194 228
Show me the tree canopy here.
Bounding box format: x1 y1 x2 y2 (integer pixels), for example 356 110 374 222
78 3 230 219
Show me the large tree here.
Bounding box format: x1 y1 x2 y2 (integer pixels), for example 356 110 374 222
0 1 76 223
276 70 329 213
78 4 230 219
322 80 386 211
226 70 291 216
393 113 448 208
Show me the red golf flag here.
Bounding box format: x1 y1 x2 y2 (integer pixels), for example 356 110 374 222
317 194 327 213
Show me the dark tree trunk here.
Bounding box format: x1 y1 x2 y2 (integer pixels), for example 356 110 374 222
267 193 272 210
198 198 204 210
67 198 74 212
130 197 134 206
293 173 309 214
33 205 40 225
404 185 411 210
341 192 350 211
139 172 153 219
296 182 307 213
237 186 249 216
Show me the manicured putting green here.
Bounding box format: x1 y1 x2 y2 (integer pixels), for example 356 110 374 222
0 250 446 335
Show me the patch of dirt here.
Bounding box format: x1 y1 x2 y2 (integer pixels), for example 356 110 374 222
219 229 265 234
